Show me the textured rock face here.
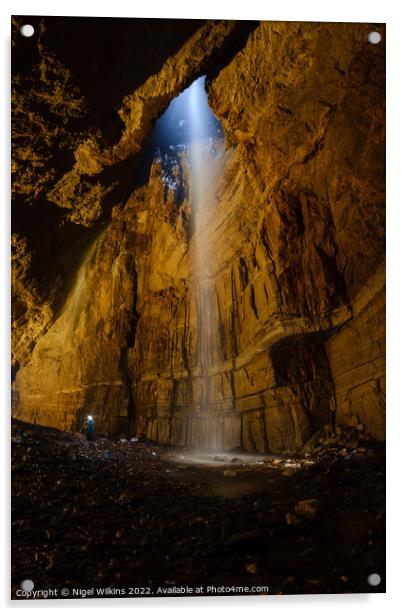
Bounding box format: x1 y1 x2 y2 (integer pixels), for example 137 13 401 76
13 19 385 452
11 16 248 371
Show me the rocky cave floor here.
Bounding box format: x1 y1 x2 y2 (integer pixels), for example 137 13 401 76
11 418 385 598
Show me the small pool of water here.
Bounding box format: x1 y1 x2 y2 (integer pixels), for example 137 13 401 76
170 450 277 467
162 450 283 499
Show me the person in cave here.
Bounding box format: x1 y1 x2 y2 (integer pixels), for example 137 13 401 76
81 415 95 441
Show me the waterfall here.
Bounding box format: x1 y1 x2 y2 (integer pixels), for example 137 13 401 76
152 75 231 449
185 78 227 447
60 234 103 337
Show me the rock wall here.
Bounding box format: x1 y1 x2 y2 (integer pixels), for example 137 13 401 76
13 20 385 452
325 266 385 440
11 17 252 372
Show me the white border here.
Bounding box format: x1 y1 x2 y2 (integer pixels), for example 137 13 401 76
2 1 401 614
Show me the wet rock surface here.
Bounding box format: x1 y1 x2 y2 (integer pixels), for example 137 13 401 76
12 419 385 597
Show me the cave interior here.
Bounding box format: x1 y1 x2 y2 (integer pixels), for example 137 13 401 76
11 16 385 597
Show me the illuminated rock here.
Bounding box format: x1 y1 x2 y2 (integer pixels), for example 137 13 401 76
12 20 385 451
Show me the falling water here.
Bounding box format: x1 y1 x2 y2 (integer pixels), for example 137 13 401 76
188 78 219 409
182 78 227 446
152 76 230 449
54 232 105 342
152 75 224 380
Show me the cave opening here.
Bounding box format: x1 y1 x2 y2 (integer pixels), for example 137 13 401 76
153 76 223 154
132 76 224 207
